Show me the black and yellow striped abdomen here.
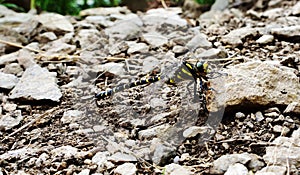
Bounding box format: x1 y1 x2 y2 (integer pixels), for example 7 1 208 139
95 61 208 99
95 76 161 99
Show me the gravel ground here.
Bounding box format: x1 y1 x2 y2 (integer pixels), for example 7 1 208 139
0 0 300 174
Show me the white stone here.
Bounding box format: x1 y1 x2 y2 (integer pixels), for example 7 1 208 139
114 163 137 175
221 61 300 108
256 35 274 44
164 163 192 175
37 13 74 32
183 126 210 138
50 146 78 159
224 163 248 175
9 65 62 102
0 72 18 89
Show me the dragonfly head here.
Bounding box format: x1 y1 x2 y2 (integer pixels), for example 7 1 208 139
195 61 209 75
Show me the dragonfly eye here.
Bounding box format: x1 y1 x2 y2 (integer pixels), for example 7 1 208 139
196 61 209 73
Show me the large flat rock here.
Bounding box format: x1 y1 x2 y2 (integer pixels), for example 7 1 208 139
221 61 300 109
9 65 62 102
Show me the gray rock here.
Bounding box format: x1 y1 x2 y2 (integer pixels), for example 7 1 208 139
109 42 129 55
3 63 23 75
0 51 18 66
110 13 143 26
16 49 37 69
109 152 137 162
256 35 274 44
268 0 281 7
42 40 76 55
183 126 210 138
0 26 28 54
264 112 279 118
164 163 192 175
211 0 229 11
9 65 62 102
127 41 149 54
263 132 300 168
35 153 49 167
0 12 33 25
196 48 226 59
150 112 172 123
0 110 23 130
210 153 252 174
75 29 102 49
271 25 300 42
224 163 248 175
61 110 83 124
3 103 17 112
92 151 110 167
284 102 300 115
105 20 141 40
221 27 259 46
36 13 74 33
150 139 176 165
186 33 212 50
114 163 137 175
172 45 188 54
255 166 286 175
262 8 283 19
0 4 16 16
142 32 168 48
222 61 300 109
292 1 300 16
273 125 290 135
247 154 265 172
255 111 264 122
142 8 186 27
292 128 300 147
79 7 131 16
97 62 125 76
264 107 280 114
138 124 171 139
235 112 245 119
0 147 37 160
0 72 18 89
50 145 78 159
246 9 262 19
85 16 114 27
78 169 90 175
142 56 160 74
38 32 57 43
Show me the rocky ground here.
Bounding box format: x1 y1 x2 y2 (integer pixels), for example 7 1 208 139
0 0 300 174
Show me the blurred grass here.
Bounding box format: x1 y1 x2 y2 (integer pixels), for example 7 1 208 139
0 0 216 15
195 0 215 5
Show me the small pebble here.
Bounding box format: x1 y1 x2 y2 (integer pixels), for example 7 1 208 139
3 103 17 112
264 112 279 118
235 112 245 119
264 107 280 114
255 111 264 122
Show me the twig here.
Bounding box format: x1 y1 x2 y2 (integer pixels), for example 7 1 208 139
0 39 41 53
105 57 127 61
4 107 61 140
186 56 245 63
161 0 168 9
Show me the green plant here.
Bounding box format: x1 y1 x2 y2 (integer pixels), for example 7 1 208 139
0 0 25 12
32 0 122 15
93 0 122 7
34 0 81 15
195 0 215 5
